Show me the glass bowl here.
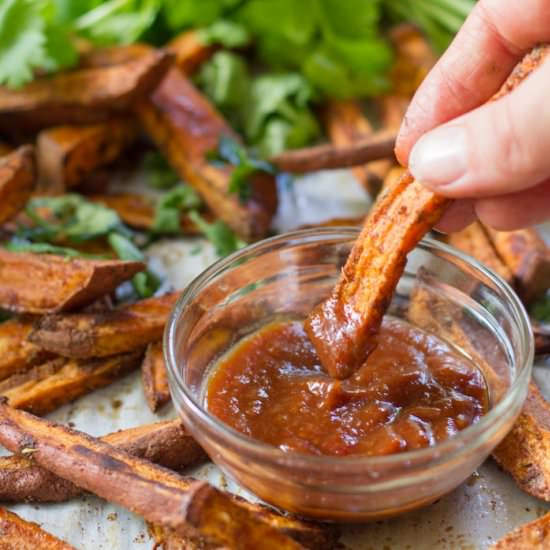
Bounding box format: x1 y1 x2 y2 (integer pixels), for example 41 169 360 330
165 228 533 522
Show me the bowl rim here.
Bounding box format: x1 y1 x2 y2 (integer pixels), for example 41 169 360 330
165 227 534 468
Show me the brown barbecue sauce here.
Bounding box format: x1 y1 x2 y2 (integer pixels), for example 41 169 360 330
206 318 488 456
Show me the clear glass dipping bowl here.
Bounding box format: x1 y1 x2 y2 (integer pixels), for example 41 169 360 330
165 228 533 522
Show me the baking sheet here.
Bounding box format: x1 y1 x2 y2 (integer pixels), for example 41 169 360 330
4 171 550 549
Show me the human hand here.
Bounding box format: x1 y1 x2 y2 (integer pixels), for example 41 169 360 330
395 0 550 232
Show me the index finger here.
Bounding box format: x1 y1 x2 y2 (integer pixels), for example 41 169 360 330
395 0 550 165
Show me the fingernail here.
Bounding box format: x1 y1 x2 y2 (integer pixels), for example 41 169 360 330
409 125 468 187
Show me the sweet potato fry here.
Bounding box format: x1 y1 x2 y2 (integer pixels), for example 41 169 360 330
29 292 178 358
0 506 75 549
136 69 278 240
446 222 514 283
142 341 171 412
0 50 173 133
0 402 314 549
0 319 53 381
89 193 203 235
306 46 550 379
0 142 12 156
0 250 144 314
0 350 143 415
489 511 550 549
37 119 138 192
492 382 550 501
0 145 36 225
270 133 396 174
322 100 392 195
306 170 449 378
485 227 550 304
0 419 207 503
166 30 216 74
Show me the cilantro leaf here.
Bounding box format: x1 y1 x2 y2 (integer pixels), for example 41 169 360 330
0 310 12 323
152 185 202 234
5 238 88 258
530 293 550 324
142 150 179 190
198 18 251 48
188 210 245 257
0 0 48 88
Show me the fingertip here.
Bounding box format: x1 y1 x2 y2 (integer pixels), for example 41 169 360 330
433 199 476 234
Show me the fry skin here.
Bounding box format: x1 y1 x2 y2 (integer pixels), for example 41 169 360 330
0 506 75 549
29 292 178 358
0 402 313 549
37 119 138 192
0 350 143 415
0 250 144 314
0 50 173 133
489 511 550 550
0 319 52 381
142 341 171 412
0 419 207 503
166 30 217 74
136 69 278 240
485 227 550 304
0 145 36 226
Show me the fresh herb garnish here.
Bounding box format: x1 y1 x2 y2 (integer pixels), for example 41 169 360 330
188 210 245 257
0 309 12 323
5 238 100 259
208 135 275 202
198 18 250 48
152 185 202 234
141 151 180 190
530 293 550 324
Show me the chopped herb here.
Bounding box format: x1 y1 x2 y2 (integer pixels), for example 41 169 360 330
530 293 550 324
108 232 160 298
152 185 202 234
209 135 275 202
188 210 245 257
198 18 251 48
5 238 94 258
0 310 12 323
142 150 179 190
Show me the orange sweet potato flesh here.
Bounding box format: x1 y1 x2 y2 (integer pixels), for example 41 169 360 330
0 250 144 314
0 50 173 133
136 68 278 240
166 30 216 74
0 506 75 549
446 222 514 284
306 45 550 380
305 171 449 378
37 119 138 192
0 419 207 503
142 341 171 412
0 319 53 381
485 227 550 304
489 511 550 550
0 402 311 549
28 292 178 358
0 145 36 225
0 350 143 415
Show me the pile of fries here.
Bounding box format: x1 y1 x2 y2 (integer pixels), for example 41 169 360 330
0 22 549 549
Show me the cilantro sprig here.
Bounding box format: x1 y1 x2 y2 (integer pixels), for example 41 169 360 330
188 210 245 257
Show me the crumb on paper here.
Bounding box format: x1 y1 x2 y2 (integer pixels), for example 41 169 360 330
107 512 118 521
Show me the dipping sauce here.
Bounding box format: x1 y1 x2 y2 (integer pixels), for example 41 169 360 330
206 318 489 456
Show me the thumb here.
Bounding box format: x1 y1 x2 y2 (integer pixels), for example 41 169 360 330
408 57 550 199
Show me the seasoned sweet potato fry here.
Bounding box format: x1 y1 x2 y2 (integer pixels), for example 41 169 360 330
37 119 138 192
492 382 550 501
270 133 396 174
0 145 35 225
0 50 173 133
29 292 178 358
0 350 143 415
0 142 12 156
136 69 277 240
323 100 392 195
0 250 144 314
306 46 550 379
0 402 314 549
485 227 550 303
446 222 514 283
142 341 171 412
0 506 75 549
0 319 52 381
89 193 203 235
489 511 550 549
306 170 449 378
0 419 206 503
166 30 216 74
